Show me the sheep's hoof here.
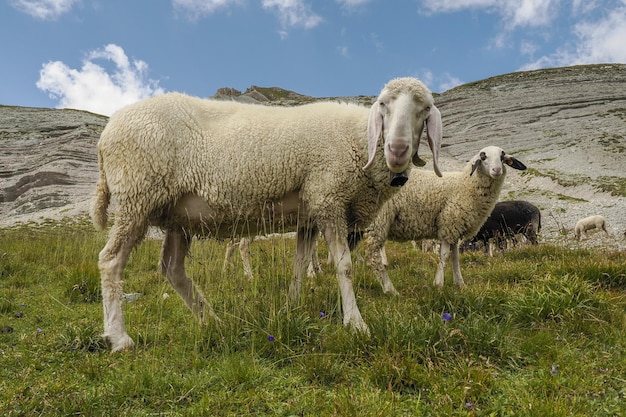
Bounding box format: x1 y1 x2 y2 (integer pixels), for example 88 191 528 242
390 171 409 187
104 333 135 353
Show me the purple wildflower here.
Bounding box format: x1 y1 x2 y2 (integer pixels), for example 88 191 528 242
267 335 275 342
465 402 473 409
319 311 326 318
442 312 452 322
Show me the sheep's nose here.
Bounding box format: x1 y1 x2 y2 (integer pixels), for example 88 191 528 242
388 141 409 159
492 167 502 176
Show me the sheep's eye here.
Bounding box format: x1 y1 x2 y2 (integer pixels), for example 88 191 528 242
480 152 487 161
500 151 506 160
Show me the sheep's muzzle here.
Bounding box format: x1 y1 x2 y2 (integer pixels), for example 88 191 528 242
390 171 409 187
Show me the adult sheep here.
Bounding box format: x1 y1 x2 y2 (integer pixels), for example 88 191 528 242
91 77 442 352
364 146 526 293
574 215 609 240
464 200 541 254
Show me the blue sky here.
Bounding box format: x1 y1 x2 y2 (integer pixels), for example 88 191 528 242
2 0 626 116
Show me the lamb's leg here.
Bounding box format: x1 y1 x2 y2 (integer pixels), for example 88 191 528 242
307 236 322 278
364 234 399 296
324 224 369 335
160 230 218 323
222 238 237 274
450 242 466 288
434 241 451 288
98 217 146 352
238 237 254 279
288 226 318 304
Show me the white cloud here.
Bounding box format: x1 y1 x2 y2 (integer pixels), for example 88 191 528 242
420 0 560 29
416 69 463 93
521 4 626 70
437 73 464 92
36 44 164 116
172 0 322 35
10 0 80 20
172 0 243 20
337 45 349 58
261 0 323 32
336 0 372 7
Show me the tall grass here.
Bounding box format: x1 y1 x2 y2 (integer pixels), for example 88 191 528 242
1 223 625 416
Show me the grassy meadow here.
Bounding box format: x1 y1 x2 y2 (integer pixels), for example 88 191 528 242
1 221 625 416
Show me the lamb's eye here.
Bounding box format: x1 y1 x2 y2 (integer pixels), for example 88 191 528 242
480 152 487 161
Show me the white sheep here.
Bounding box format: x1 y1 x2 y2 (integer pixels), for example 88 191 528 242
574 215 609 240
364 146 526 293
91 77 442 352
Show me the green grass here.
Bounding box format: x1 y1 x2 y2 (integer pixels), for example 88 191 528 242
1 224 626 416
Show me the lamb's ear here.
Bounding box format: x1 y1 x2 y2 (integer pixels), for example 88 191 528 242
470 158 481 176
364 100 383 171
503 155 527 171
425 105 442 177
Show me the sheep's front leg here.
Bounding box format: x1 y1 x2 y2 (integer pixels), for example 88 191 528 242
288 226 318 304
325 225 370 335
450 242 466 288
434 240 451 288
160 231 218 323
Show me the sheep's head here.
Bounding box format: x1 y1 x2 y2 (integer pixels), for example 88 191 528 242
364 77 442 185
469 146 527 178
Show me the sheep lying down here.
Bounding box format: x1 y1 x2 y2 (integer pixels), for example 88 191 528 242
364 146 527 293
91 77 442 352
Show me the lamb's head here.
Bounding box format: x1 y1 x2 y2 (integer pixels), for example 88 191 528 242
469 146 527 178
364 77 443 186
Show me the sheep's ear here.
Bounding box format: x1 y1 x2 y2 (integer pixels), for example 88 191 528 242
425 105 442 177
504 155 527 171
470 158 481 176
364 100 383 171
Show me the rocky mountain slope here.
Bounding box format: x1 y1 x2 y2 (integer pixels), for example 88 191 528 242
1 64 624 250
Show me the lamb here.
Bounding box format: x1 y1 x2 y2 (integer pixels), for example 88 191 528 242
91 77 442 352
574 215 609 240
364 146 526 293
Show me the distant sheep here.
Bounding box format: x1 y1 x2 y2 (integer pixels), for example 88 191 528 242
575 215 609 240
364 146 526 293
464 200 541 254
91 77 442 351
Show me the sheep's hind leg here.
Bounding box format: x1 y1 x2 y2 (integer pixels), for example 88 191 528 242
99 219 145 352
288 226 318 304
450 242 466 289
160 230 218 323
434 241 451 288
364 236 399 296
